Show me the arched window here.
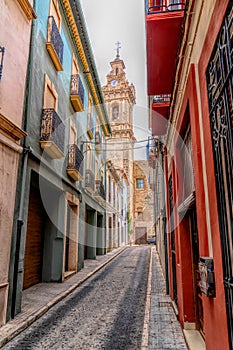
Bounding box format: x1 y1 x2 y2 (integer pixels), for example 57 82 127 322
112 105 119 119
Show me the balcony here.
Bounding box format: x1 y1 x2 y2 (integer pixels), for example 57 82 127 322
85 169 95 193
46 16 64 71
95 180 106 202
152 94 170 135
70 74 85 112
146 1 185 95
67 144 84 181
95 131 102 154
40 108 65 158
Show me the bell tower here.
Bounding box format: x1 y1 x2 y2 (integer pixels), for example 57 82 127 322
102 43 136 240
102 43 136 169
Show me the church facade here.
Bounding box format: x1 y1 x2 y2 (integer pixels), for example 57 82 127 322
102 49 155 245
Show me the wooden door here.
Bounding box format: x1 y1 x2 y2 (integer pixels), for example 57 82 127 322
135 227 147 245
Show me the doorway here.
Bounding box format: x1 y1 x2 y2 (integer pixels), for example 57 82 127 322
23 185 46 289
64 201 78 276
135 227 147 245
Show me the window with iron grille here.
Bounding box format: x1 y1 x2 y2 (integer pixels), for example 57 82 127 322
206 2 233 344
136 178 144 189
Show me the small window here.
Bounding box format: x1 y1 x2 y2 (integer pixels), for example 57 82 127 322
50 0 61 30
69 121 77 145
136 178 144 189
95 159 98 180
138 212 143 219
72 54 79 75
43 75 58 110
86 144 91 170
88 95 93 128
112 105 119 119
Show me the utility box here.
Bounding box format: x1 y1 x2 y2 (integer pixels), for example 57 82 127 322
199 257 216 298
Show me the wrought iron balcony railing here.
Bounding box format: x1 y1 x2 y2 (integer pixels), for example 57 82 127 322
67 144 84 181
95 180 106 201
46 16 64 71
152 94 171 103
146 0 185 14
85 169 95 192
40 108 65 158
70 74 85 112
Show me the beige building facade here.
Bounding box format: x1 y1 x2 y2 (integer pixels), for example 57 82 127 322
133 161 155 244
0 0 36 326
106 161 129 251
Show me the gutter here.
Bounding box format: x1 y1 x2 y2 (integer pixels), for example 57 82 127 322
10 2 37 319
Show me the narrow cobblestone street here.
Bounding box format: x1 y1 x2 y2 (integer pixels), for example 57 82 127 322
2 247 150 350
1 246 188 350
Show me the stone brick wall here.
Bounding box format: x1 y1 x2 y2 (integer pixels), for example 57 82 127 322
133 161 155 241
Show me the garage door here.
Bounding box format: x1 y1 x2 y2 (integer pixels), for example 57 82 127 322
23 186 45 289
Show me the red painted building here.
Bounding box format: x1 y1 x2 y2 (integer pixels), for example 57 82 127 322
146 1 233 349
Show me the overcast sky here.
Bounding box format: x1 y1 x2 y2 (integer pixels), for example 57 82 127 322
80 0 150 157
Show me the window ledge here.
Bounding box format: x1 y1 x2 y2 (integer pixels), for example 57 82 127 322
70 95 84 112
0 113 27 141
67 168 83 182
46 42 63 71
40 140 64 159
87 129 94 139
17 0 37 20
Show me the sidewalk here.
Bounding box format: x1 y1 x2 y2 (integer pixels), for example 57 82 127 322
0 246 127 348
148 247 188 350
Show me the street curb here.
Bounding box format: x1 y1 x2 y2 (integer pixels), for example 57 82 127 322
141 246 153 349
0 246 128 348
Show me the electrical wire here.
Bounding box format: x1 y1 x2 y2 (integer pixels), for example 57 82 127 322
82 136 154 146
82 144 151 154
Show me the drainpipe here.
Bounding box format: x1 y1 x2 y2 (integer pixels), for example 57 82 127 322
11 147 31 319
11 6 36 318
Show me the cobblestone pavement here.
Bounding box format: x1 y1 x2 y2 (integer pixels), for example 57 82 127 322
2 247 150 350
148 247 188 350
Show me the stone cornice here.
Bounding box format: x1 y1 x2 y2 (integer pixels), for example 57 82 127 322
0 114 27 141
102 88 136 105
17 0 37 20
61 0 110 136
